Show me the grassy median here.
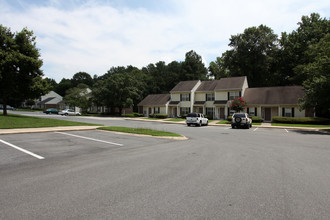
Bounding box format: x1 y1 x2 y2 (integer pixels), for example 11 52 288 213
98 126 183 137
0 114 99 129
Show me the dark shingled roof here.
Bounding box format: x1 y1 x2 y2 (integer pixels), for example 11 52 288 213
214 100 228 105
243 86 305 105
215 76 246 90
196 80 220 92
194 101 206 105
170 80 199 92
38 97 55 105
138 94 170 106
169 101 180 105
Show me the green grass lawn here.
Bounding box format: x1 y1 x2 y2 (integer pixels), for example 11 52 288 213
216 120 231 124
165 118 186 122
98 126 183 137
271 123 330 128
0 114 99 129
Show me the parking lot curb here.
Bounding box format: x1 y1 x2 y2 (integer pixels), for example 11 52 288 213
0 126 101 135
98 129 188 140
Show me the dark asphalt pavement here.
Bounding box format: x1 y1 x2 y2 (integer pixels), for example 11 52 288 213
1 112 330 219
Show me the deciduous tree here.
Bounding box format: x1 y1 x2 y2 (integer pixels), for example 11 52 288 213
0 25 48 115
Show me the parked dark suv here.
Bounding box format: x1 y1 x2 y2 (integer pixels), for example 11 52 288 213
231 113 252 129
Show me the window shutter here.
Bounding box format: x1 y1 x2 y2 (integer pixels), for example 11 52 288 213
282 108 285 117
247 108 249 114
228 92 230 100
292 108 295 117
239 91 242 97
189 94 191 101
180 94 182 101
255 108 257 116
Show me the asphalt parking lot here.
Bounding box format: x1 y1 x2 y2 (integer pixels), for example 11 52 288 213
1 114 330 219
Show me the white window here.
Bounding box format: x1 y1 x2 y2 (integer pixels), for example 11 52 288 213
181 94 190 101
206 93 215 101
229 91 240 100
154 107 160 114
249 108 255 116
285 108 292 117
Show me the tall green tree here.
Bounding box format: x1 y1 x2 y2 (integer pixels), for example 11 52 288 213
64 83 91 113
0 25 48 115
92 68 145 114
55 78 73 97
297 34 330 117
215 25 279 87
278 13 330 85
72 72 93 87
181 50 208 81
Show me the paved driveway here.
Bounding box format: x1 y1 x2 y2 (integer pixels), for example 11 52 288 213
1 115 330 219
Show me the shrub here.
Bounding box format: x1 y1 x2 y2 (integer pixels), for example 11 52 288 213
251 116 263 123
122 114 135 117
204 114 213 120
133 112 143 117
149 114 168 119
154 114 168 119
227 116 232 121
272 117 330 125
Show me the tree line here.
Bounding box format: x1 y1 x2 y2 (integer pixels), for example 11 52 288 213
1 13 329 117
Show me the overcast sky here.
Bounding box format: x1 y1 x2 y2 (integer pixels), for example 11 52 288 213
1 0 329 82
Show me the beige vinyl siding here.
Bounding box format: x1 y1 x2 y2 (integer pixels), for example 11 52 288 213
171 93 180 102
195 93 206 101
180 101 191 108
215 91 227 100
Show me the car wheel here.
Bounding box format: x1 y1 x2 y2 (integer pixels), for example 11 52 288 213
65 113 68 116
187 124 191 127
199 121 202 127
250 124 252 128
231 124 235 129
206 121 208 126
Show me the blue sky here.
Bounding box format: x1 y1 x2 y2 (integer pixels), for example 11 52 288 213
1 0 329 82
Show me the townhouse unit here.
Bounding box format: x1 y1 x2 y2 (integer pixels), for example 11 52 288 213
138 76 310 121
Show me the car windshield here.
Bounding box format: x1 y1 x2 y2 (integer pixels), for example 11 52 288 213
187 113 197 117
234 113 246 118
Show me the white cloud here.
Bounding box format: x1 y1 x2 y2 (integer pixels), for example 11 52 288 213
1 0 329 82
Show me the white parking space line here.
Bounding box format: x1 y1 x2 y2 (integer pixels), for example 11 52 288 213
253 127 259 132
285 129 289 133
0 139 45 160
55 132 124 146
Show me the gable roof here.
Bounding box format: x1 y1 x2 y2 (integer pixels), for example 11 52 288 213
243 86 305 105
138 94 170 106
38 97 56 105
215 76 246 90
170 80 199 92
196 80 221 92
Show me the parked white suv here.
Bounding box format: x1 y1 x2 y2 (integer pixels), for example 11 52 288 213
231 113 252 129
186 113 208 126
59 109 81 116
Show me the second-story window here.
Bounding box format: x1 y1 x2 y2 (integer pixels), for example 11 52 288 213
206 93 215 101
181 94 190 101
229 91 240 100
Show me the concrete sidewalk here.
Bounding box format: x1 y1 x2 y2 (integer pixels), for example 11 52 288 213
0 126 100 135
